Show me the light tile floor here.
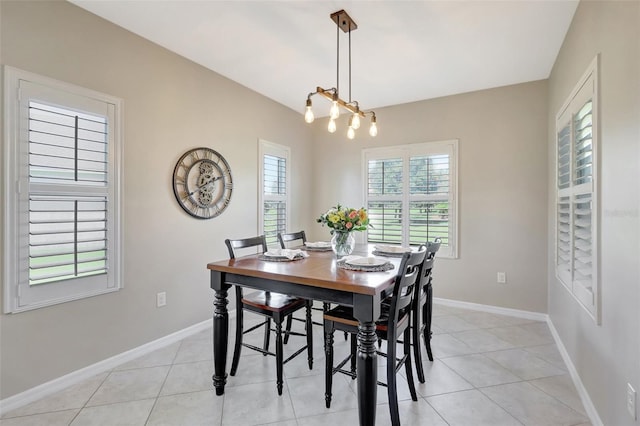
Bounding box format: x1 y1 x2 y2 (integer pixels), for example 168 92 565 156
1 304 593 426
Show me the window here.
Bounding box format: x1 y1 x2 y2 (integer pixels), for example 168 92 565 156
363 140 458 258
3 67 123 313
555 56 599 322
258 140 290 247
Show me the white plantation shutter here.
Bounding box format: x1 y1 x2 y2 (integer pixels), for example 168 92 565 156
367 158 403 244
29 195 108 285
555 57 599 322
29 102 108 184
364 141 458 258
556 195 571 281
408 154 450 246
28 102 109 285
4 67 122 313
259 141 290 247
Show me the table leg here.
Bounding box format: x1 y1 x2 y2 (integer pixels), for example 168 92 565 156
212 286 229 395
353 293 380 426
356 321 378 426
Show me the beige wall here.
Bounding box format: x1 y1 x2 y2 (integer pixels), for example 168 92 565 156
309 81 549 313
547 1 640 425
0 0 315 398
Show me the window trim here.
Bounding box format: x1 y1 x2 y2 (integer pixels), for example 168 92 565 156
362 140 458 258
3 66 124 313
554 55 600 324
257 139 290 248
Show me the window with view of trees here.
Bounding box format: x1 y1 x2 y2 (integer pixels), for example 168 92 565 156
363 140 458 258
259 140 290 247
3 67 123 313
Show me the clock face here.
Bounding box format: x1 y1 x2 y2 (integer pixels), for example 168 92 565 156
172 148 233 219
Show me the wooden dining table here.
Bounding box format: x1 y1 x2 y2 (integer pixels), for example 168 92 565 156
207 245 400 426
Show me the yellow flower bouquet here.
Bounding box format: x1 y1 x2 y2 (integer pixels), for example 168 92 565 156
317 204 370 233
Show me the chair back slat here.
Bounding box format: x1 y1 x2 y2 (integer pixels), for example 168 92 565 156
225 235 268 259
417 256 435 287
277 230 306 249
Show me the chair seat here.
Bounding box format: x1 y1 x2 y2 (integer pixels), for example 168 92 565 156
242 291 307 313
323 304 408 333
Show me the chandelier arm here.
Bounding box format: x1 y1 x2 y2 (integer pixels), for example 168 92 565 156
315 87 337 101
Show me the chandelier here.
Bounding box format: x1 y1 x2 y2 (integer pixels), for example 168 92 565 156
304 9 377 139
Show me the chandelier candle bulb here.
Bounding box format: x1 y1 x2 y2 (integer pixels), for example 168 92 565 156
369 116 378 137
330 98 340 119
328 118 337 133
304 99 314 123
351 112 361 129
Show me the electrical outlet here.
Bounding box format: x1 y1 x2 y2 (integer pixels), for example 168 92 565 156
156 292 167 307
627 383 636 420
497 272 506 284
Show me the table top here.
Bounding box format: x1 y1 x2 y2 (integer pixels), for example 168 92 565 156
207 245 401 296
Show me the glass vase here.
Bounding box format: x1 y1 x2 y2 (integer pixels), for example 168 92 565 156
331 231 355 257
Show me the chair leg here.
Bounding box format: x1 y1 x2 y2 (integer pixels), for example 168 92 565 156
423 282 434 361
305 303 313 370
275 320 284 395
284 314 293 344
263 318 271 356
324 322 334 408
404 328 418 401
230 301 243 376
350 334 357 378
387 334 400 426
413 297 426 383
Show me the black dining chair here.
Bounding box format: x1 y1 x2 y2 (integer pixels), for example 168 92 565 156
278 230 336 336
277 230 306 249
278 230 327 334
411 238 441 382
278 231 311 338
225 235 313 395
323 246 427 426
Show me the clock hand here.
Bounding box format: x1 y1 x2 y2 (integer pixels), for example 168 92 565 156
188 176 222 196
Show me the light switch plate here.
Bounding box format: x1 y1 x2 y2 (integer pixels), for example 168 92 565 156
157 292 167 307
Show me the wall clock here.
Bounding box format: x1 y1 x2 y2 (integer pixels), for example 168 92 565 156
172 147 233 219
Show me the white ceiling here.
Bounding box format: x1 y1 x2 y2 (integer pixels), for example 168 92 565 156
69 0 578 115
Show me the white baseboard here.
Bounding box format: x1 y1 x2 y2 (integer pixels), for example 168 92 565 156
433 297 548 322
434 297 601 426
546 318 604 426
2 301 602 426
0 318 216 416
